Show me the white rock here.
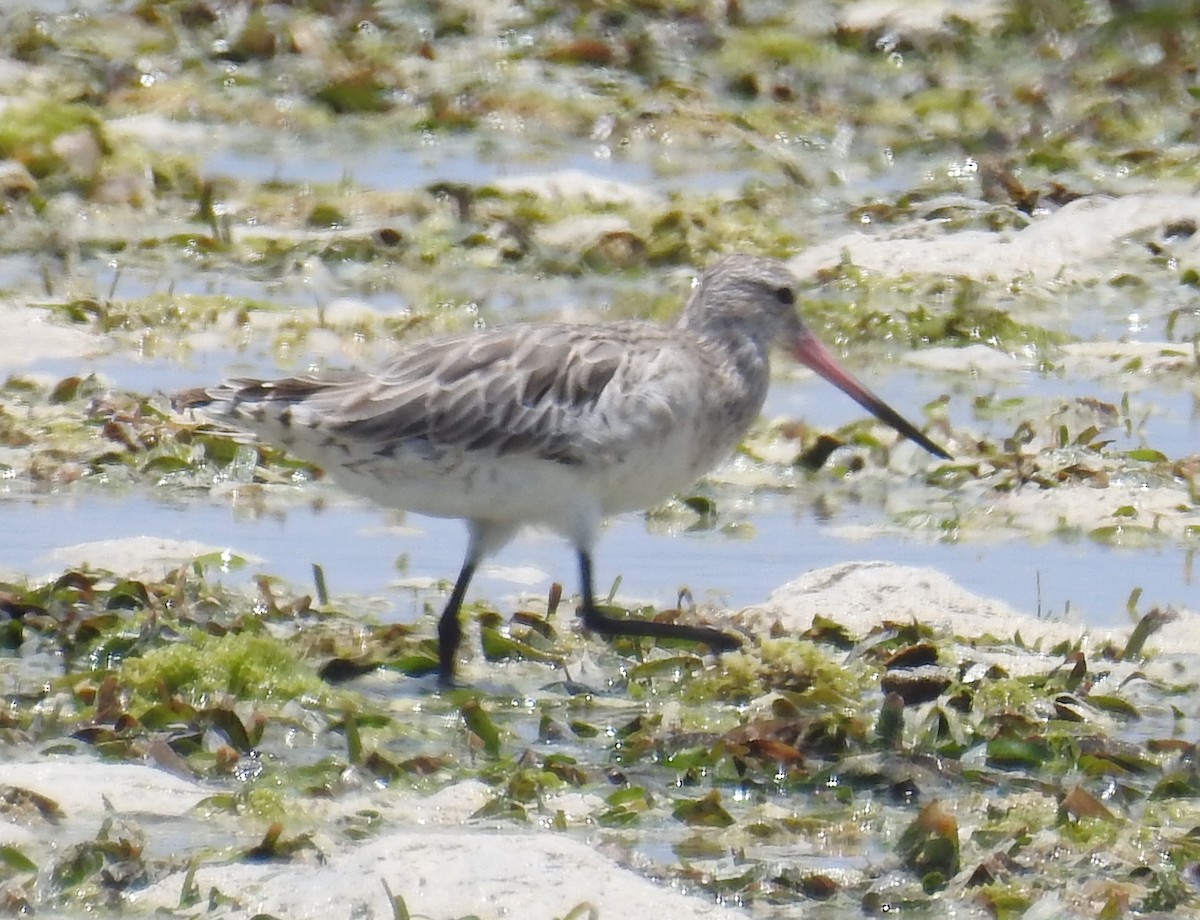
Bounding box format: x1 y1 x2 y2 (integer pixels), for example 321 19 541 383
132 827 744 919
741 560 1096 647
838 0 1005 33
0 761 206 819
535 214 637 251
788 194 1200 282
491 169 664 208
742 560 1200 661
43 536 259 580
0 302 105 369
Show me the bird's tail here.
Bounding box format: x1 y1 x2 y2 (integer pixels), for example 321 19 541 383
173 377 341 416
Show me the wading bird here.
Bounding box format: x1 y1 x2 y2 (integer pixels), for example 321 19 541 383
178 255 949 684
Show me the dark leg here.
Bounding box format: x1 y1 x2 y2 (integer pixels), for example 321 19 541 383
576 552 741 652
437 557 477 687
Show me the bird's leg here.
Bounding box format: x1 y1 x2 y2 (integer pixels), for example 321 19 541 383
576 552 742 652
437 556 477 687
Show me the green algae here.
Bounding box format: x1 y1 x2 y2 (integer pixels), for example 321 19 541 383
1 0 1200 916
0 556 1198 915
118 631 330 706
0 100 107 187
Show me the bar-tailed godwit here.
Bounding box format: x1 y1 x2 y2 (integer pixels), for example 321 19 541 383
179 255 949 684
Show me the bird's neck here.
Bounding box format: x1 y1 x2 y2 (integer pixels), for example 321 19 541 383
673 326 770 441
678 306 769 372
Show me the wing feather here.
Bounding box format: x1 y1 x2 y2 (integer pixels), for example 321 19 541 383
264 323 689 466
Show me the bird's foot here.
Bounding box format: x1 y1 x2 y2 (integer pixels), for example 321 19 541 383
580 603 742 653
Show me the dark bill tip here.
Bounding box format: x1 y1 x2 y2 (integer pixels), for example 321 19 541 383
790 330 951 460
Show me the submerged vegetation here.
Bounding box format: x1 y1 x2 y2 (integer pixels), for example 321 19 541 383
1 560 1199 917
2 0 1200 916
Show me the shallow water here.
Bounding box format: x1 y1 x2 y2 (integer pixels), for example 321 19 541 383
3 29 1198 636
6 8 1200 917
6 437 1190 630
9 243 1199 633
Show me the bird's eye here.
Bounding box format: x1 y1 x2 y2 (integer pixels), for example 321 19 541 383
774 286 795 306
